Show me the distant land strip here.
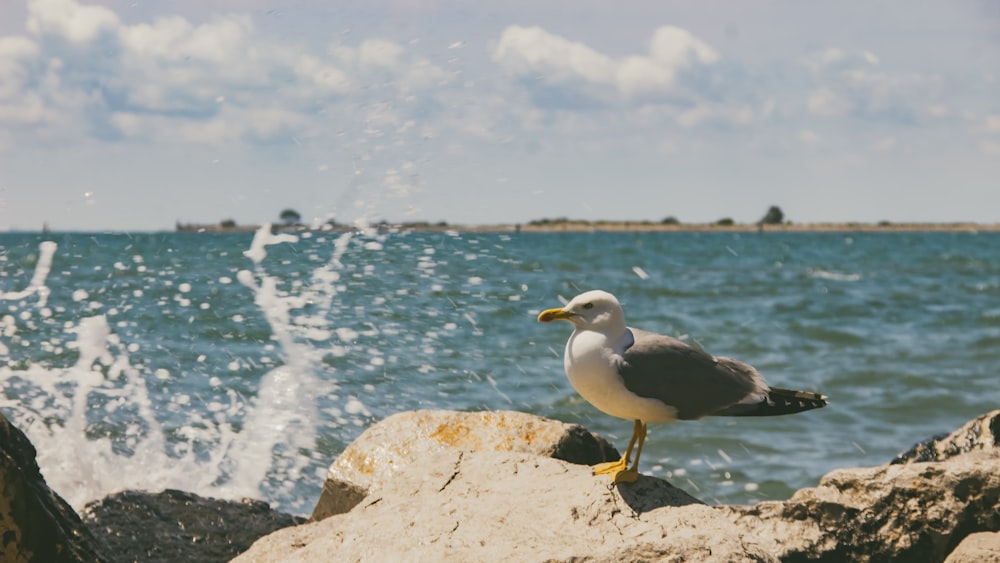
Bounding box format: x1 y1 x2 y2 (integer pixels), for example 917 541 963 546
496 221 1000 233
176 220 1000 234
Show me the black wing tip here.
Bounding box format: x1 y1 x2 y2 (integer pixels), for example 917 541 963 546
721 387 828 417
768 387 829 412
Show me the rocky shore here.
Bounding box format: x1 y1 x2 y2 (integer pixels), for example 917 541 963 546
3 409 999 562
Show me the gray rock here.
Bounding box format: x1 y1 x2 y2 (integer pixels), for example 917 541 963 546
82 489 305 563
310 409 618 521
0 412 109 562
237 409 1000 562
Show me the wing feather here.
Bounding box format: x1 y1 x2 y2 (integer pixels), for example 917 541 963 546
618 328 765 420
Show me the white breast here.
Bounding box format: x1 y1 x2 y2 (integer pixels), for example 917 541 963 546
564 330 678 423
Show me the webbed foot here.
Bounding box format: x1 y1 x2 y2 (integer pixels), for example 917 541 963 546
592 457 629 476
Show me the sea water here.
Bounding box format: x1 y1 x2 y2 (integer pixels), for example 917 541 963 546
1 228 998 515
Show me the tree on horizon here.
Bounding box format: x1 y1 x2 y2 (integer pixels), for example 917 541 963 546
279 208 301 226
760 205 785 225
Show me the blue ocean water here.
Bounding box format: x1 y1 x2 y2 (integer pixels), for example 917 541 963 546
1 228 998 515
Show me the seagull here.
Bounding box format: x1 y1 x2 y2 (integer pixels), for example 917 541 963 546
538 290 827 484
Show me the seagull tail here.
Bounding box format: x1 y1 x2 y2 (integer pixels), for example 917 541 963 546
717 387 828 417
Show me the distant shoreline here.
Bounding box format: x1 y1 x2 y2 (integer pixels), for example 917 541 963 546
453 221 1000 233
168 220 1000 234
178 221 998 234
8 221 998 235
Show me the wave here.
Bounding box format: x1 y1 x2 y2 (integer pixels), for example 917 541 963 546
807 268 862 282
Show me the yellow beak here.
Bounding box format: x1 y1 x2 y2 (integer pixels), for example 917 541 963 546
537 307 575 323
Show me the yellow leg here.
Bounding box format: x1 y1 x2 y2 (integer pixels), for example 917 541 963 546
592 420 645 482
613 422 647 483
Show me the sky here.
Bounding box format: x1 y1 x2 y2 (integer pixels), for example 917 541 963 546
0 0 998 231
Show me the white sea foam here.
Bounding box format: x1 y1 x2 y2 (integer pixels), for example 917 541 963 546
808 268 862 282
0 241 57 303
632 265 650 280
243 224 299 265
344 396 370 416
9 314 229 510
0 234 375 514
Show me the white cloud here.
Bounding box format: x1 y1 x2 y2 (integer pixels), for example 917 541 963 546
0 0 991 174
0 35 38 60
615 55 676 100
648 26 719 68
1 0 461 151
357 39 405 71
294 54 352 95
0 36 39 99
12 1 310 142
26 0 119 43
493 24 725 104
118 15 256 67
493 26 615 84
401 59 452 90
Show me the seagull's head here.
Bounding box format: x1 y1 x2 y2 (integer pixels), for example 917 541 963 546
537 290 626 333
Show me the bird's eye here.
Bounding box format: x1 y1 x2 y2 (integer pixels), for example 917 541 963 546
583 303 594 310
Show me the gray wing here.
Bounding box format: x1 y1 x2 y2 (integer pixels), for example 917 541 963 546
618 328 766 420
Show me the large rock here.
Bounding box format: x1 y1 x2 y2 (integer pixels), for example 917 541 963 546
310 409 618 521
0 412 108 562
734 448 1000 561
238 410 1000 562
82 489 304 563
236 449 747 562
944 531 1000 563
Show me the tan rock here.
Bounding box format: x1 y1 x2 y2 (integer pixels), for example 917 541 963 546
310 409 617 521
238 449 761 563
735 450 1000 561
239 445 1000 562
237 410 1000 562
892 409 1000 463
944 531 1000 563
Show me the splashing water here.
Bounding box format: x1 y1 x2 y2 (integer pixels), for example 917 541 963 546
0 230 372 513
0 240 56 303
